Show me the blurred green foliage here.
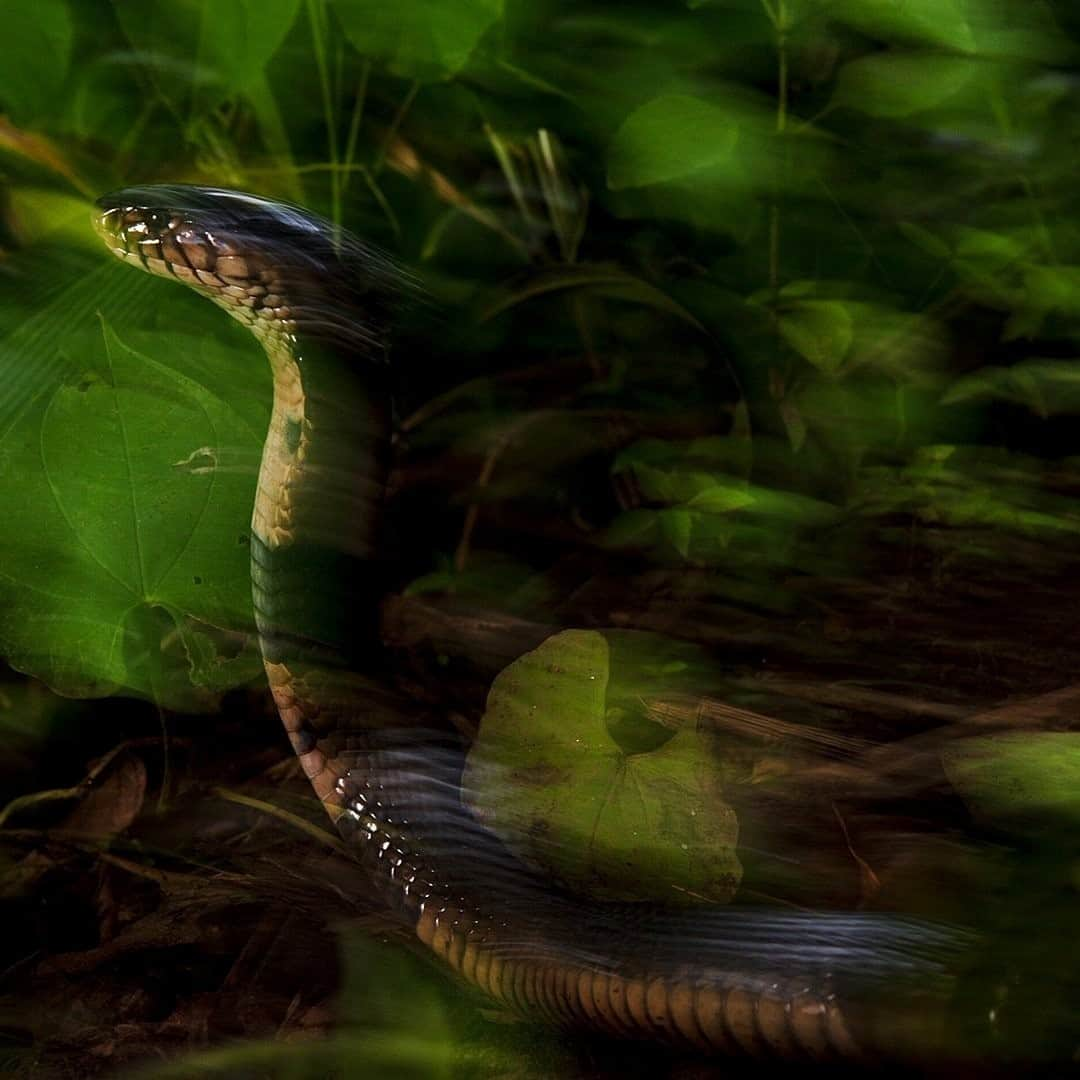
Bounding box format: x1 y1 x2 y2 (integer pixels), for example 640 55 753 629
944 733 1080 840
4 2 1080 1072
1 0 1080 712
131 935 459 1079
122 929 576 1080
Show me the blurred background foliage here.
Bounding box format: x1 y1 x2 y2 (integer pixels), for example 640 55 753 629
6 0 1080 1072
1 0 1080 706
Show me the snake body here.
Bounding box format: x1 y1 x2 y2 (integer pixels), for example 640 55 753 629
94 185 985 1065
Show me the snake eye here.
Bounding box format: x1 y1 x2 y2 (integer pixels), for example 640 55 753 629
144 209 170 232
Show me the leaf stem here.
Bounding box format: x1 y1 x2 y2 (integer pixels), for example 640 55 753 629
374 81 420 177
769 0 788 300
306 0 341 232
340 60 371 203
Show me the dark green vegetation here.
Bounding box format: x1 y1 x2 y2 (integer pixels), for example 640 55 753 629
4 0 1080 1075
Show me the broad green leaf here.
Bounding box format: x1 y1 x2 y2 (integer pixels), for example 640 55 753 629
332 0 503 82
606 89 830 236
607 94 740 190
827 0 976 52
112 0 302 110
828 0 1064 62
0 0 72 123
0 260 162 445
943 734 1080 835
0 319 267 705
464 630 742 904
778 300 854 373
833 54 980 118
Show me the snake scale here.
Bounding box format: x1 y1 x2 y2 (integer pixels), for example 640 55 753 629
93 184 1022 1068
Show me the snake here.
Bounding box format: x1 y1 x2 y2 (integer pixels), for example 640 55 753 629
91 184 1011 1067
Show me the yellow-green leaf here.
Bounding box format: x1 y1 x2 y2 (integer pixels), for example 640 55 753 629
464 630 741 904
778 300 854 373
833 53 980 119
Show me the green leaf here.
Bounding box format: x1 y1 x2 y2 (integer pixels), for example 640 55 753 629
942 359 1080 417
833 0 1064 60
1022 265 1080 316
833 53 980 118
828 0 976 52
112 0 301 110
659 507 692 558
463 630 741 904
607 94 740 190
686 484 755 513
778 300 854 373
997 266 1080 341
605 89 830 236
898 221 952 260
943 733 1080 836
0 0 73 123
967 0 1070 62
336 934 455 1078
332 0 503 81
777 279 818 299
0 319 267 705
7 190 97 249
952 226 1030 266
778 396 807 452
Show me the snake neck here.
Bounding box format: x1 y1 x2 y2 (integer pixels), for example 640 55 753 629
251 333 397 815
254 335 389 568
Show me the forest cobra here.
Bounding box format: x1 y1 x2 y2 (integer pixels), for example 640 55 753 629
92 184 1028 1067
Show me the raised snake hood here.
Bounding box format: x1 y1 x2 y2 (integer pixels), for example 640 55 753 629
94 184 410 360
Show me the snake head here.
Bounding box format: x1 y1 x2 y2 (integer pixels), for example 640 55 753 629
95 185 281 293
94 184 409 356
